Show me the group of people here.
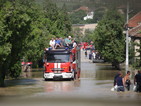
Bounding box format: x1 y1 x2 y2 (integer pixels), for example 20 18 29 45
49 36 77 50
85 50 102 61
91 50 101 60
113 70 141 92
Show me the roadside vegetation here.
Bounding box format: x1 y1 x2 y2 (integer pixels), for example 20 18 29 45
84 10 126 69
0 0 71 86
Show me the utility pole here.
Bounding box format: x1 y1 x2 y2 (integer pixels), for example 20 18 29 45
125 2 129 74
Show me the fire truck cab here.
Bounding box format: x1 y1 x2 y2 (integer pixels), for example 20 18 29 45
43 47 81 80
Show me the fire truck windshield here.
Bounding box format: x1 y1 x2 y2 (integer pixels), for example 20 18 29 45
47 54 70 63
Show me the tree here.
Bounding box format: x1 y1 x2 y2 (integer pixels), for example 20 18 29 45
0 0 48 86
0 0 72 86
0 1 12 86
82 29 94 42
60 3 72 36
93 9 125 69
72 27 84 43
69 10 87 24
43 0 72 37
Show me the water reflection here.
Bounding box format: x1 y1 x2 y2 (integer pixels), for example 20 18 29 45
80 62 96 79
0 79 38 96
21 71 32 78
81 62 120 80
95 70 118 80
44 80 80 93
21 69 43 78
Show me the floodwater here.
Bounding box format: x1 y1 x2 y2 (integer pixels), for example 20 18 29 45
0 51 141 106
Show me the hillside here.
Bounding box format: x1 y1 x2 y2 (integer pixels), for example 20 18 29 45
51 0 141 12
35 0 141 23
36 0 141 15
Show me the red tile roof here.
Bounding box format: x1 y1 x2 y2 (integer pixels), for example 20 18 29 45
129 24 141 37
128 11 141 28
75 6 89 12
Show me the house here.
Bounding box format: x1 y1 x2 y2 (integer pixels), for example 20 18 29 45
128 11 141 61
128 11 141 28
74 6 89 12
83 11 94 20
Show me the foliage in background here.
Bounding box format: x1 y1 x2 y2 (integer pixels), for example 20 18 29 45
43 0 72 37
49 0 141 24
69 8 106 24
92 9 125 69
81 29 94 43
72 27 84 43
69 10 87 24
50 0 141 14
0 0 72 86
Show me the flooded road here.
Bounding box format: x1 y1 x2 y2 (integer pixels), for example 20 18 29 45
0 50 141 106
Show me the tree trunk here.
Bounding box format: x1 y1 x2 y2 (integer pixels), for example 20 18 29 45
0 63 7 87
0 70 5 87
112 62 121 70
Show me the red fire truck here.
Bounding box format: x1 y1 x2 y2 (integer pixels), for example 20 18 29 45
43 47 81 80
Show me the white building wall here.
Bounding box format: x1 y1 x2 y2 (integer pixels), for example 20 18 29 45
83 12 94 20
134 39 140 58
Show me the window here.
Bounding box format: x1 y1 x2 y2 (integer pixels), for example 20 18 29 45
47 54 70 63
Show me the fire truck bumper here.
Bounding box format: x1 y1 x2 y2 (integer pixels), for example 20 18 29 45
44 72 74 79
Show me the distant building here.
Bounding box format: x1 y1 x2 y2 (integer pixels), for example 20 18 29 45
74 6 89 12
83 11 94 20
128 11 141 28
74 6 94 20
128 11 141 61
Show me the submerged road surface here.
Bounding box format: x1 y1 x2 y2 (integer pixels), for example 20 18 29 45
0 50 141 106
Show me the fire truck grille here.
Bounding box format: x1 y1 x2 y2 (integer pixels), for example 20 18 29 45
52 68 64 73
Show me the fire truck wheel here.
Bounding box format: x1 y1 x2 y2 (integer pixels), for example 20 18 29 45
73 71 76 79
71 77 74 81
45 78 49 81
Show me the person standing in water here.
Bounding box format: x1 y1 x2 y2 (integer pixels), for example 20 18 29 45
116 73 125 92
124 71 131 91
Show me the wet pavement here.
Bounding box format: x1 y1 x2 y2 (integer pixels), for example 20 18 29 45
0 50 141 106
